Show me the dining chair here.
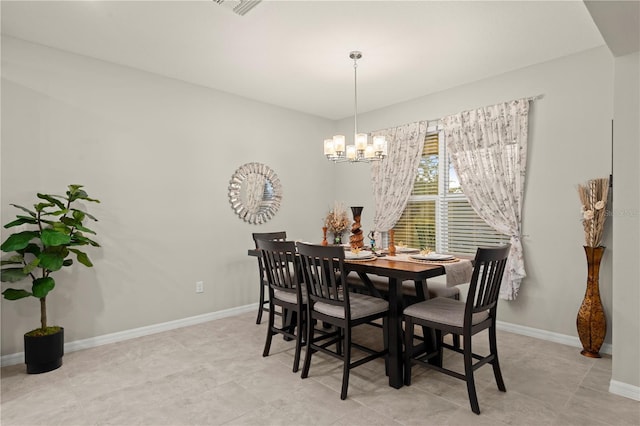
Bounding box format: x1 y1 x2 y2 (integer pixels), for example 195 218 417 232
402 244 511 415
252 231 287 324
346 273 461 348
346 273 460 301
256 239 306 373
296 242 389 400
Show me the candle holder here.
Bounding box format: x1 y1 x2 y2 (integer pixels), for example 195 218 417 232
388 229 396 256
321 227 328 246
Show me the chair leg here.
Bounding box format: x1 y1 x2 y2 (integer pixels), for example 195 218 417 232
340 326 351 400
256 282 266 324
301 313 314 379
463 333 480 415
435 329 444 366
452 333 460 349
489 324 506 392
262 302 275 357
404 317 414 386
293 308 303 373
452 294 461 349
383 317 389 377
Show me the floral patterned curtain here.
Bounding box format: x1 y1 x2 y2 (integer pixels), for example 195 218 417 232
442 99 530 300
370 121 427 242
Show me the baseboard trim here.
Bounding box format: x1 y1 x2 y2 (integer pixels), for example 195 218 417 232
609 380 640 401
0 303 258 367
495 321 640 401
496 320 612 355
5 307 634 401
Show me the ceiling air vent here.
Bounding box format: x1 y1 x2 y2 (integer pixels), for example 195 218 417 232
213 0 262 16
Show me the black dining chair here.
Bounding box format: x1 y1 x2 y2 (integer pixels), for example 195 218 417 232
296 242 389 400
257 239 306 373
252 231 287 324
403 244 511 415
345 273 461 348
346 273 460 302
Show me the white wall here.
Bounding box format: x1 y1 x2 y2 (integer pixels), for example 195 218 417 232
611 51 640 391
1 37 335 355
335 46 640 393
333 47 616 342
3 35 636 395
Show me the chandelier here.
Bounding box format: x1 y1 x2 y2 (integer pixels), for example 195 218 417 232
324 51 387 163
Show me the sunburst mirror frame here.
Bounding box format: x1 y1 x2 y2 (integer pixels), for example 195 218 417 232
228 162 283 224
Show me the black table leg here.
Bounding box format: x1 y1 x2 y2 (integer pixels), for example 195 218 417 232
357 272 383 298
387 277 403 388
282 308 294 341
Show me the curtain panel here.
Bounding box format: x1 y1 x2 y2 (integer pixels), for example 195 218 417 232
370 121 427 243
442 98 530 300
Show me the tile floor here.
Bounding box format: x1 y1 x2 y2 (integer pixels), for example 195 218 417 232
1 311 639 425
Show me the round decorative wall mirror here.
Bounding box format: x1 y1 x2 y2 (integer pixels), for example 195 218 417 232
228 162 283 224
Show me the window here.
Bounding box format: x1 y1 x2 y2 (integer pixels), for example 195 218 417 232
391 130 508 254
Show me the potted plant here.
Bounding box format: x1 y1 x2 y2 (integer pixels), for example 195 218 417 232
1 184 100 373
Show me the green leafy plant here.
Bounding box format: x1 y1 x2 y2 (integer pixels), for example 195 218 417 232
1 185 100 336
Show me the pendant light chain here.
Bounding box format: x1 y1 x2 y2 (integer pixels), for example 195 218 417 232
353 53 359 140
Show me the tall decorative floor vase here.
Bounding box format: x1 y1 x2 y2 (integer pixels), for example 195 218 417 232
576 246 606 358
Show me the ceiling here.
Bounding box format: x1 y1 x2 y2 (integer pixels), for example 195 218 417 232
1 1 608 120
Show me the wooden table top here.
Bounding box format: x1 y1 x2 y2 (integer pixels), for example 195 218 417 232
343 256 445 281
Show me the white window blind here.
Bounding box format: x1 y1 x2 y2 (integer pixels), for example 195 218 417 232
392 131 508 255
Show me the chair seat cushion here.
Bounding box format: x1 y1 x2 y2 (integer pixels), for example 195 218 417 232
346 274 459 300
314 292 388 320
403 297 489 328
274 286 307 304
427 282 459 299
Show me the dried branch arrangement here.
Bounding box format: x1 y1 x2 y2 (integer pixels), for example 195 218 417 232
577 177 609 247
324 202 350 234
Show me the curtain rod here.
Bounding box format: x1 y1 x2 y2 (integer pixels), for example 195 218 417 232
427 94 544 130
374 94 544 134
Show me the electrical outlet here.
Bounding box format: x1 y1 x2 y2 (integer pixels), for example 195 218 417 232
195 281 204 293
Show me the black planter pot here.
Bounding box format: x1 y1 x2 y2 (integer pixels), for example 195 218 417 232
24 327 64 374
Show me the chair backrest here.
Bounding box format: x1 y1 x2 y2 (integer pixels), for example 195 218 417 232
252 231 287 282
256 239 300 300
252 231 287 248
296 243 349 315
465 244 511 323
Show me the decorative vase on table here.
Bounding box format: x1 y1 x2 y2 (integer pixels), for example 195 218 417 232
387 229 396 256
321 227 328 246
349 206 364 249
576 246 606 358
325 202 349 246
333 233 343 245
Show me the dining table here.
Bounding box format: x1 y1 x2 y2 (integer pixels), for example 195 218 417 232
343 255 447 389
248 246 451 389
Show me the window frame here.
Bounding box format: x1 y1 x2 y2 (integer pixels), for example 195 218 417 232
389 127 508 254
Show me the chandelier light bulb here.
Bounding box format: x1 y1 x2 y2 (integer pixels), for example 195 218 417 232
356 133 368 151
346 145 357 160
333 135 346 154
324 139 336 157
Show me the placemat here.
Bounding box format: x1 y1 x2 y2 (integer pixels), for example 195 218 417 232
385 254 473 286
